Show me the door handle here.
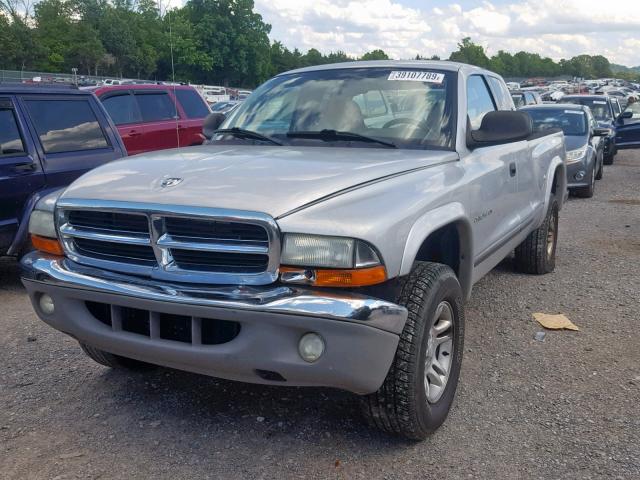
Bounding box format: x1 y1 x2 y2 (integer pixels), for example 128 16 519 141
12 162 37 173
128 130 142 137
509 162 517 177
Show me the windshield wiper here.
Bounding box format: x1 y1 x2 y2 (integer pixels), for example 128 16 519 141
286 129 397 148
213 127 283 146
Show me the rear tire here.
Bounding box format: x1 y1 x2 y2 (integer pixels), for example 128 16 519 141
80 343 155 370
361 262 464 440
514 197 559 274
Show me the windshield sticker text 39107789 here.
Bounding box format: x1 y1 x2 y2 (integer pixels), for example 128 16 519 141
387 71 445 83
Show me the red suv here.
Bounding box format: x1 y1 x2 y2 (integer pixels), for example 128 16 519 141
92 84 210 155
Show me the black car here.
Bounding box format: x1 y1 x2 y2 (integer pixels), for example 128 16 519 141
511 90 542 108
522 104 607 198
0 83 126 257
561 95 620 165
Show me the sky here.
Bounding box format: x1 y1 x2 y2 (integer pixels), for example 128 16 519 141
252 0 640 67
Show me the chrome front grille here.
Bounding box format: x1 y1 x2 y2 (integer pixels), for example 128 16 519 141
57 200 281 285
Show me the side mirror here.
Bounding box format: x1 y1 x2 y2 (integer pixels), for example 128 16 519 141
467 111 533 149
593 127 610 136
621 110 633 119
202 113 226 139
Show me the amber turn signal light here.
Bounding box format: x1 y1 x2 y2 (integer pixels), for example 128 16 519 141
31 235 64 256
280 265 387 287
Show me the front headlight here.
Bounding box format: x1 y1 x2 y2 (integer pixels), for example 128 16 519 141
28 190 64 255
280 234 386 287
28 210 57 239
281 233 380 269
566 147 587 164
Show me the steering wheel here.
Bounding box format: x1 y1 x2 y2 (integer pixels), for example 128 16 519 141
383 117 429 133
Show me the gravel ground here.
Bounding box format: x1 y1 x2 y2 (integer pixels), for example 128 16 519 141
1 151 639 480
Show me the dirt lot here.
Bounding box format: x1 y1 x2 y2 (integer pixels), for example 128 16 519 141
1 151 639 480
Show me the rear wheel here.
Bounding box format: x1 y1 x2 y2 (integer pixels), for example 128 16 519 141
80 343 155 370
514 197 559 274
361 262 464 440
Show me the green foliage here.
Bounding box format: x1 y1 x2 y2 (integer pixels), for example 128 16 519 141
449 38 491 69
1 4 637 87
359 49 389 61
448 38 631 81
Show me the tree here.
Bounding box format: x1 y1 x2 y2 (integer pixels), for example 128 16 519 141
360 49 389 61
449 37 490 68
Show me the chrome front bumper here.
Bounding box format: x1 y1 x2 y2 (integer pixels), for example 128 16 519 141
21 254 407 394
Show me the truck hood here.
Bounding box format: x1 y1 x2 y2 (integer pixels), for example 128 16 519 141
62 145 458 218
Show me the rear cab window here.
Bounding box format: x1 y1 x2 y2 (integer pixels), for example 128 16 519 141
467 75 496 129
174 89 210 119
23 98 110 153
0 99 27 157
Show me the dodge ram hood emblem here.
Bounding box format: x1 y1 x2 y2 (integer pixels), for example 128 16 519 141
160 177 184 188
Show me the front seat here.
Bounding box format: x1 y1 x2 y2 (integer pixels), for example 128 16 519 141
318 99 366 132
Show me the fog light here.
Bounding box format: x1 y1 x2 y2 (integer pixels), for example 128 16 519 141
575 171 585 180
39 293 55 315
298 333 325 362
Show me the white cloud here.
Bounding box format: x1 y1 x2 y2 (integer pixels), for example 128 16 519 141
255 0 640 66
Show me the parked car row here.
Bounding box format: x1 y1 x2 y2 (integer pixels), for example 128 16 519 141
514 90 640 198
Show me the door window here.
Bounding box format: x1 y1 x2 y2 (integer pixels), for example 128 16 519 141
101 93 141 125
467 75 496 129
134 92 177 122
174 89 210 119
0 103 26 156
24 99 109 153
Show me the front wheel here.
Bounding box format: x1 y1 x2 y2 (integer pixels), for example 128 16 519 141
361 262 464 440
595 156 603 180
574 165 595 198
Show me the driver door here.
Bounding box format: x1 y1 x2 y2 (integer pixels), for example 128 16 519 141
616 103 640 149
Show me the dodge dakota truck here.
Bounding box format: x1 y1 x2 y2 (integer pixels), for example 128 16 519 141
21 61 567 440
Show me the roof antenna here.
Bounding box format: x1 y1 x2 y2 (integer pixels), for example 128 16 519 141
158 0 180 148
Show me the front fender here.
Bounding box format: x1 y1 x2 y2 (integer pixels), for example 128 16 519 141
7 187 65 256
399 202 474 300
542 156 567 217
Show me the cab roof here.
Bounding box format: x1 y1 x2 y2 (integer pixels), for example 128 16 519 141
279 60 493 77
0 83 90 95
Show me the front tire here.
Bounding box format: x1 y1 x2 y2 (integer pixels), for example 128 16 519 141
80 343 155 370
574 165 595 198
362 262 464 440
514 197 559 274
595 155 603 180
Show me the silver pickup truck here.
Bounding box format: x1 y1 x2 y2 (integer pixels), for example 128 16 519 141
21 61 566 440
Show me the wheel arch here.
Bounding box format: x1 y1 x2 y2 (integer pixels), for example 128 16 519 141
399 203 474 300
546 158 566 213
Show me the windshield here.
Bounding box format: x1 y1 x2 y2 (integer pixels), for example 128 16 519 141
563 98 612 122
524 108 587 136
216 68 456 150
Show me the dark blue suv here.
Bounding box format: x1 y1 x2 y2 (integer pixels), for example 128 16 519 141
0 84 126 257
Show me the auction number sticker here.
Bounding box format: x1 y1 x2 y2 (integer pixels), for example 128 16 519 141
388 71 445 83
593 100 607 104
